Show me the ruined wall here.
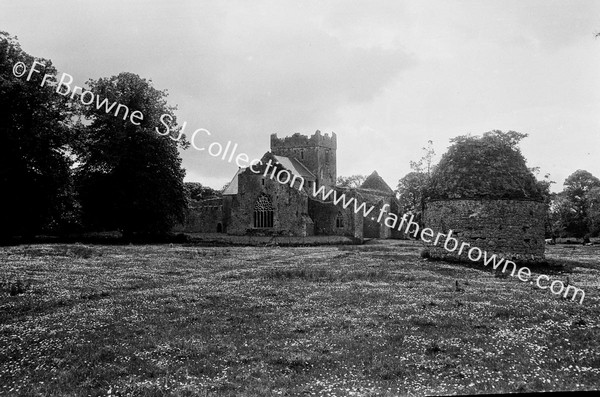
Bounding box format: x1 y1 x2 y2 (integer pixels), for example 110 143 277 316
308 189 397 241
362 201 384 238
389 200 407 240
354 191 396 239
228 167 313 236
423 199 546 262
175 197 224 233
222 195 233 232
308 196 357 237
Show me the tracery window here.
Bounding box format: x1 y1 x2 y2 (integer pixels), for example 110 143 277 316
254 194 274 228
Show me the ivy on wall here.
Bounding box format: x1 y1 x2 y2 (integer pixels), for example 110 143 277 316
427 130 545 201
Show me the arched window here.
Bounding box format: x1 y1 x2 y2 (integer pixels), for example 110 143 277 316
254 194 274 228
336 212 344 228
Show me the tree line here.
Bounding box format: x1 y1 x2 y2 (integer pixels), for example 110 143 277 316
0 32 190 240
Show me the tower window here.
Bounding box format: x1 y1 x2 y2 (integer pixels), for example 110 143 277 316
254 194 274 228
336 212 344 228
301 150 304 160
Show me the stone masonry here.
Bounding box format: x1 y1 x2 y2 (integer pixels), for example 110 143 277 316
423 199 546 262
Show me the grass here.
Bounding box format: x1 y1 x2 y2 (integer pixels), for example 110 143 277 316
1 240 600 396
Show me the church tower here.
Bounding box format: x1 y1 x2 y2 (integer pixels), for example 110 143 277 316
270 130 337 189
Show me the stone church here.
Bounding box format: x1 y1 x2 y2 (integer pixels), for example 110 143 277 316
182 131 403 240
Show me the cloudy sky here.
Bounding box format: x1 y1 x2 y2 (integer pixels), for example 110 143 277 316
2 0 599 192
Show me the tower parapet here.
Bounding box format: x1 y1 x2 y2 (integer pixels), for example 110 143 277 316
271 130 337 151
270 130 337 189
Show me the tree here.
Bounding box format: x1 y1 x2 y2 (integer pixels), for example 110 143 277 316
75 72 188 235
548 192 575 238
427 131 545 201
336 174 367 188
586 187 600 237
555 170 600 237
397 171 428 214
409 140 436 176
0 32 77 238
185 182 221 202
396 140 435 216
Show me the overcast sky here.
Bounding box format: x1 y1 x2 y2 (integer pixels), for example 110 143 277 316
2 0 599 192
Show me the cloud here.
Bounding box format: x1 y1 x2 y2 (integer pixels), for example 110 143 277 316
170 1 413 132
2 0 598 191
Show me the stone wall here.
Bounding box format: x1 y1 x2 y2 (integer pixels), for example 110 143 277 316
308 196 360 238
228 167 313 236
423 199 546 262
174 197 224 233
355 191 393 239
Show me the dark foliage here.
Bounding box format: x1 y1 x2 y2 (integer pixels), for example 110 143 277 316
75 72 188 235
550 170 600 237
184 182 221 202
0 32 78 238
427 130 545 201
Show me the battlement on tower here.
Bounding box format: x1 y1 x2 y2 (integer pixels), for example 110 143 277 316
270 130 337 150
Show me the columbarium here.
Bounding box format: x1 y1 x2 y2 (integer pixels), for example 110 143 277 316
422 131 547 262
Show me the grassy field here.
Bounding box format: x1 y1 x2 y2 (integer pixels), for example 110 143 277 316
1 240 600 396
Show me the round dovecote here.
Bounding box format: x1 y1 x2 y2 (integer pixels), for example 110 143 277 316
422 132 547 262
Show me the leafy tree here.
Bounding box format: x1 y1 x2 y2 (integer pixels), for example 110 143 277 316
553 170 600 237
548 192 574 238
397 140 435 215
397 171 428 214
564 170 600 198
586 187 600 237
185 182 221 202
0 32 77 238
337 174 367 188
75 72 188 235
427 131 545 201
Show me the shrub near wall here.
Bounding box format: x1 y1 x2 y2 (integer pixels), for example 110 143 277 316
423 199 546 262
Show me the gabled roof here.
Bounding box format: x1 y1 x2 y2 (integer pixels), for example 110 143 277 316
222 167 245 195
359 170 394 195
272 155 316 181
221 153 316 196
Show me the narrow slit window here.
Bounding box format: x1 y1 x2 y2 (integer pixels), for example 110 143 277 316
336 212 344 228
